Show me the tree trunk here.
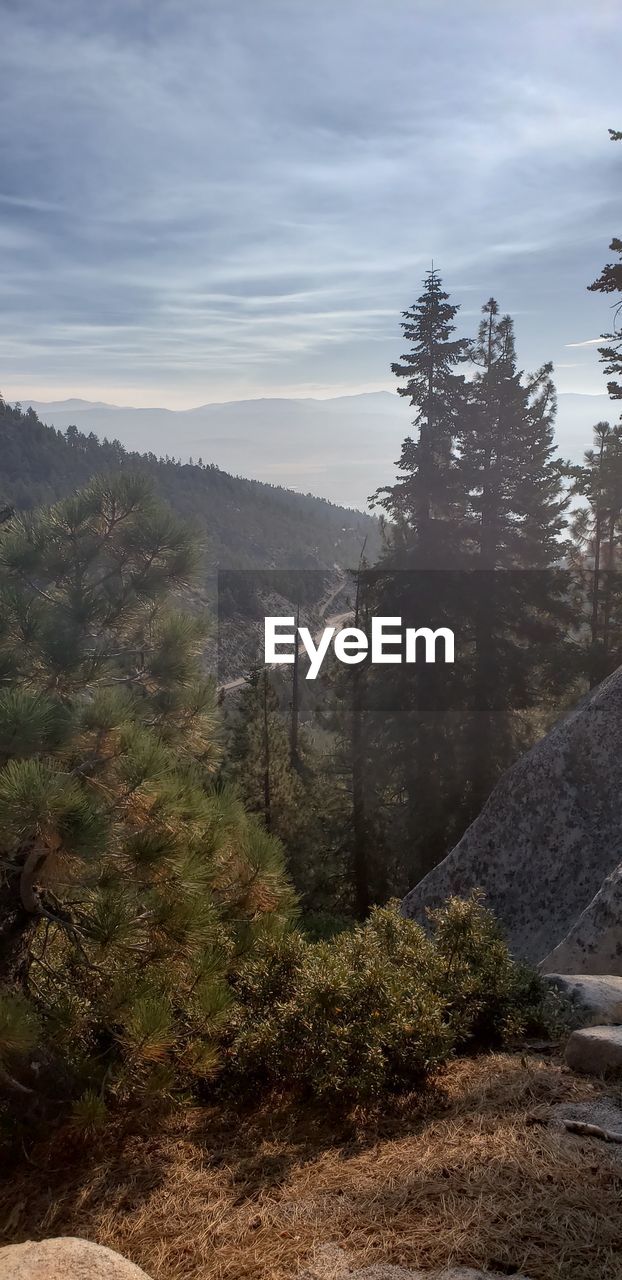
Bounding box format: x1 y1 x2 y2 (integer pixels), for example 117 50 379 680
350 573 370 917
0 871 38 988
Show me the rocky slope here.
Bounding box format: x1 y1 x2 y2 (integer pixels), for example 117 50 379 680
401 668 622 967
540 865 622 975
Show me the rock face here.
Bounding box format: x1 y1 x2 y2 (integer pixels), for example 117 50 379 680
565 1026 622 1076
401 667 622 967
540 866 622 975
0 1238 152 1280
543 973 622 1023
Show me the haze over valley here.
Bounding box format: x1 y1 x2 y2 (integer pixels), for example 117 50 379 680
21 388 613 510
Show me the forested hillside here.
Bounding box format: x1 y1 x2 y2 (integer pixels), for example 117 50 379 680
0 398 379 574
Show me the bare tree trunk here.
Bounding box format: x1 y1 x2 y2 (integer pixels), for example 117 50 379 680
351 559 370 918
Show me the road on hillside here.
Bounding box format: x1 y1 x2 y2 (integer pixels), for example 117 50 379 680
218 584 354 696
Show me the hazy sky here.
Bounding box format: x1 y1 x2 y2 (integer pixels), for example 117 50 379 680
1 0 620 408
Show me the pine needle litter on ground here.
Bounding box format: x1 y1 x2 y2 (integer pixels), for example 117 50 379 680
1 1053 622 1280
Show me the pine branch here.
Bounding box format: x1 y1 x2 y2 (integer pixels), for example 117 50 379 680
0 1062 34 1097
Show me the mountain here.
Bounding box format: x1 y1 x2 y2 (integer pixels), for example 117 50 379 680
19 390 618 510
0 400 380 580
20 391 408 511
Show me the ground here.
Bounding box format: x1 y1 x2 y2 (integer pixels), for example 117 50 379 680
1 1053 622 1280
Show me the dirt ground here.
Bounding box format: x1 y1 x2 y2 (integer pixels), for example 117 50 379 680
1 1052 622 1280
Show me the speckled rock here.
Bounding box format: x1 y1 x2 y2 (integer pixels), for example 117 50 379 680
565 1026 622 1075
0 1238 152 1280
542 973 622 1022
540 866 622 975
401 667 622 967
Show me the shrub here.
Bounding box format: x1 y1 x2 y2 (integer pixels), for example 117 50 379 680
228 905 449 1104
226 895 553 1106
427 892 550 1048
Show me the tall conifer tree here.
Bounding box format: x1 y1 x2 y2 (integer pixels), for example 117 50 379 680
571 422 622 682
375 268 470 565
367 271 471 883
458 302 571 807
589 129 622 407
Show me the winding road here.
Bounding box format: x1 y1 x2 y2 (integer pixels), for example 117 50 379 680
217 573 353 695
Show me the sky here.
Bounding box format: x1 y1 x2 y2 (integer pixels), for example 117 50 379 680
1 0 621 409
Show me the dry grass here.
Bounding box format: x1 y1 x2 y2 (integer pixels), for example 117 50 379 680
2 1053 622 1280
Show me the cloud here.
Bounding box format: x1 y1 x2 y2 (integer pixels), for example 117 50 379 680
0 0 619 405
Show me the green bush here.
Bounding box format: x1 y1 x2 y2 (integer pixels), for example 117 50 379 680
225 895 552 1106
227 908 450 1103
428 891 550 1049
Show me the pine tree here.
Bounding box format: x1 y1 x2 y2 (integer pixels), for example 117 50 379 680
346 285 574 894
229 669 306 842
570 422 622 682
461 303 567 568
589 130 622 407
316 565 381 917
290 603 302 773
365 271 471 883
228 670 309 888
0 476 295 1107
374 267 470 567
228 668 347 915
349 569 371 917
315 613 391 916
458 303 571 806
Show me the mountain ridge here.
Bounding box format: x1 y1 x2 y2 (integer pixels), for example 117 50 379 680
0 399 380 580
17 390 616 510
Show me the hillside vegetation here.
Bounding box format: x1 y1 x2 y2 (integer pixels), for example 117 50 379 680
0 398 379 575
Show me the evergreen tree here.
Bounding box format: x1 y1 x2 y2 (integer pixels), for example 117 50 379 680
337 283 575 895
462 302 567 568
366 271 471 882
228 669 306 843
458 302 571 806
374 267 470 566
589 130 622 407
570 422 622 682
315 566 391 917
227 669 340 910
0 476 295 1108
349 569 372 917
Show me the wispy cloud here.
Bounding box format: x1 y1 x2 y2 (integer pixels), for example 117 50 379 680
1 0 619 404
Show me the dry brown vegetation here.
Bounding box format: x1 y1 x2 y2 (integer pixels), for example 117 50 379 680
1 1053 622 1280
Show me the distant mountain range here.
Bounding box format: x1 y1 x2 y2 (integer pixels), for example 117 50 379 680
20 389 617 511
0 399 380 581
